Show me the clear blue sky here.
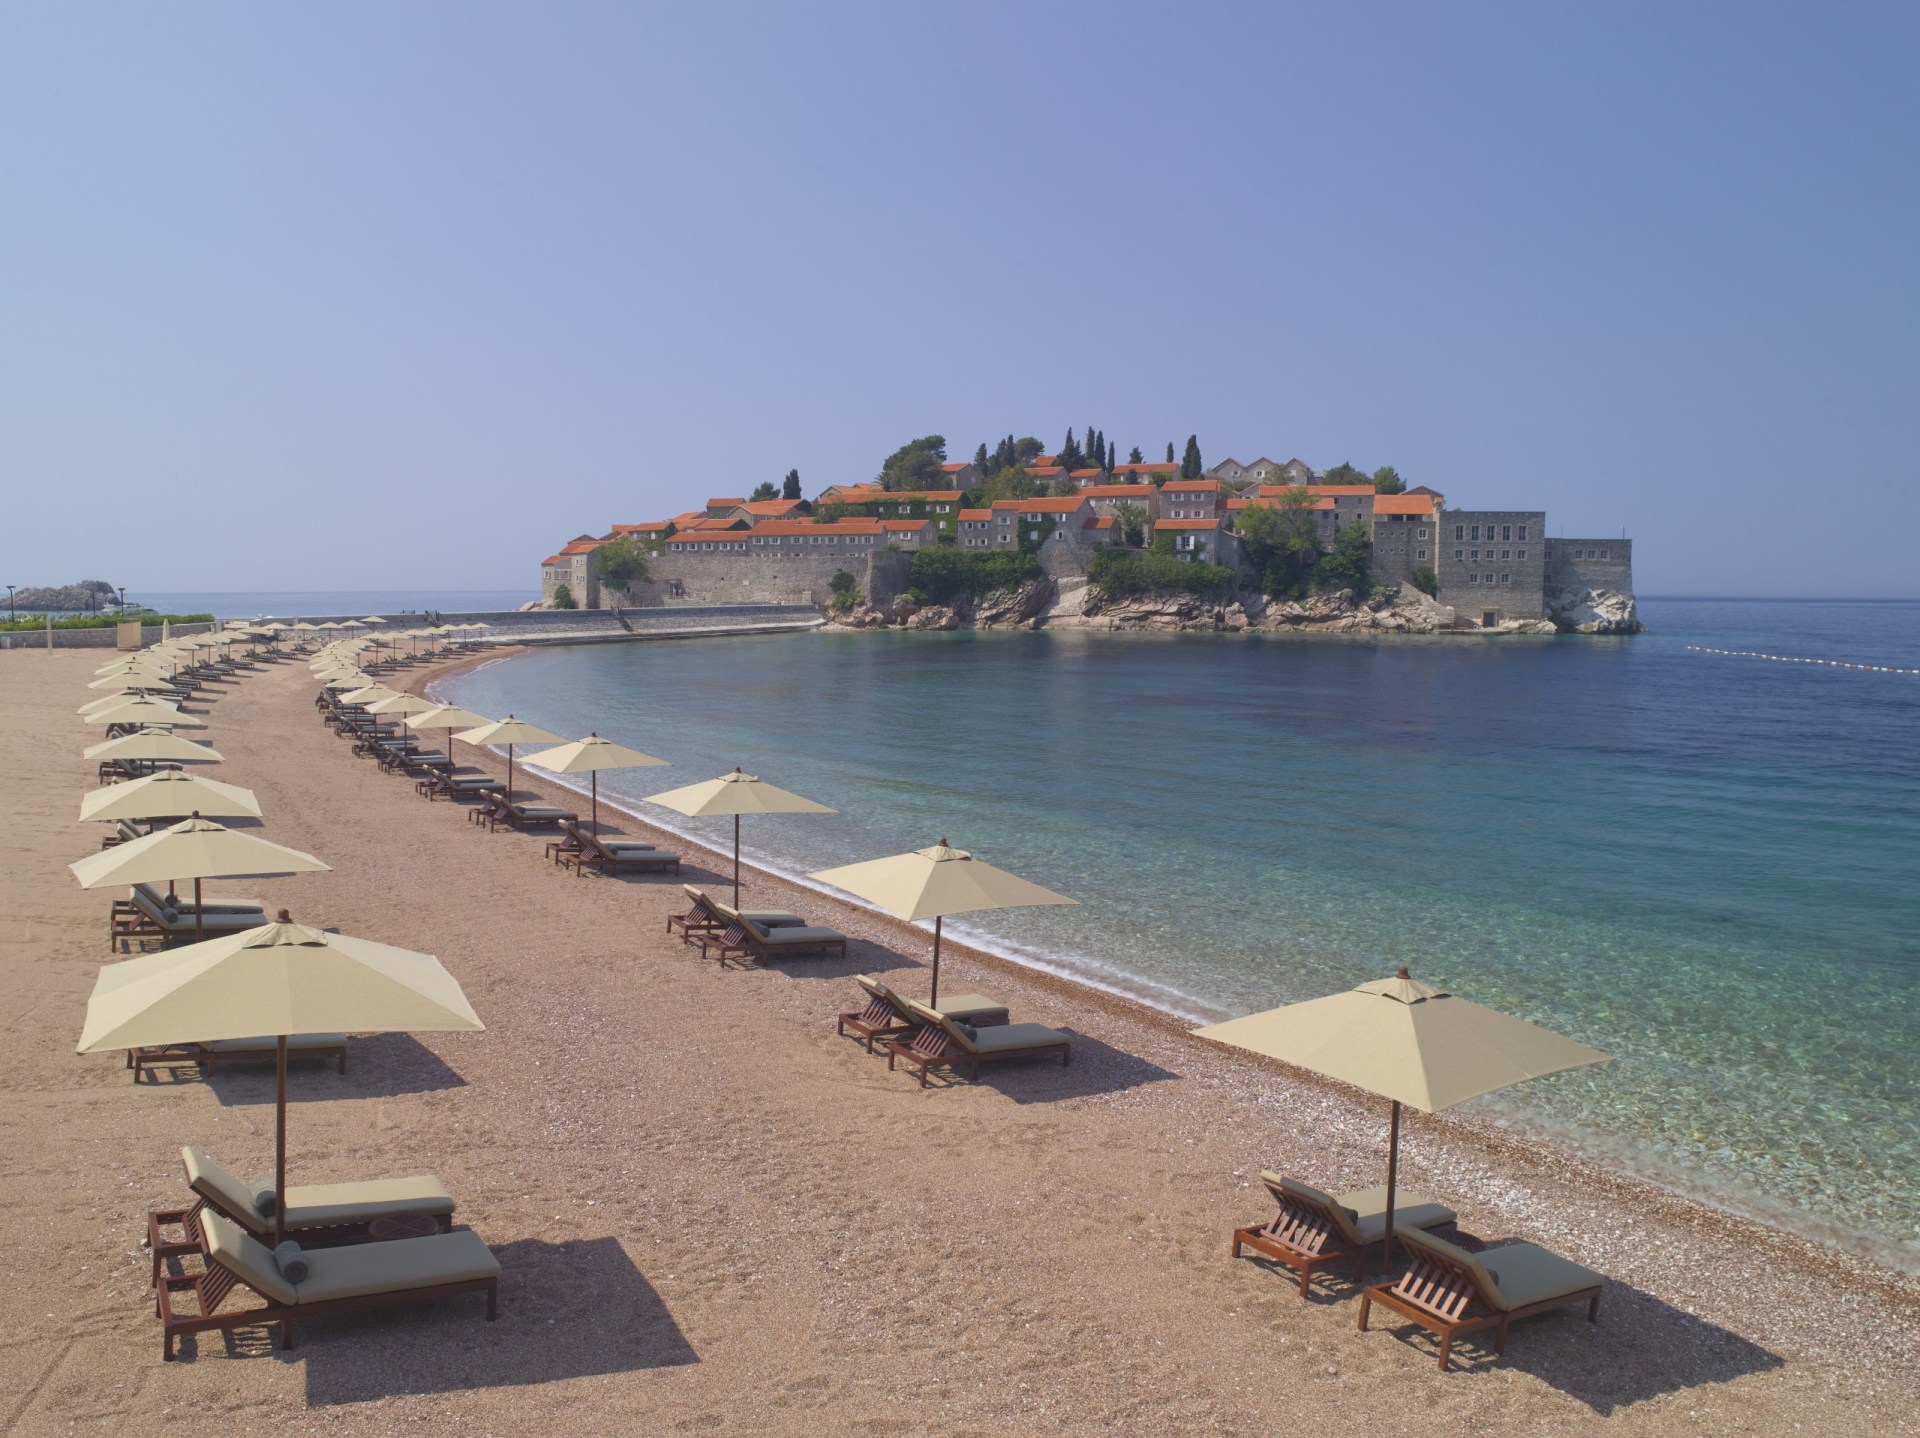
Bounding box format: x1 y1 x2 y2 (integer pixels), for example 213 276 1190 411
2 2 1914 597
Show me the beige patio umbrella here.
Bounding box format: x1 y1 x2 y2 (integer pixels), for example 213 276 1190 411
86 672 183 693
79 691 176 715
453 715 562 800
404 704 490 769
84 732 225 767
339 685 399 706
810 840 1074 1004
1192 968 1611 1269
359 615 387 625
522 733 668 833
83 696 205 728
648 768 834 907
69 815 330 943
76 917 483 1244
79 769 260 824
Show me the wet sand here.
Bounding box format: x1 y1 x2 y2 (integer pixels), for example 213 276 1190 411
1 645 1916 1436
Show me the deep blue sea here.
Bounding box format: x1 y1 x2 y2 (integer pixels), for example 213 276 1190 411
439 598 1920 1270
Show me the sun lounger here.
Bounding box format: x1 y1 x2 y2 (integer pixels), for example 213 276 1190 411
666 885 803 940
1231 1173 1458 1298
157 1209 496 1359
1358 1223 1603 1369
148 1145 453 1279
128 1033 347 1084
837 973 1010 1053
471 789 577 831
697 914 847 967
133 881 264 916
886 1000 1070 1086
556 821 681 876
110 888 267 951
418 769 497 801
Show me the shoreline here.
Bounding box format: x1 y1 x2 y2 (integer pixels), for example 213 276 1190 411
7 644 1918 1431
412 645 1916 1294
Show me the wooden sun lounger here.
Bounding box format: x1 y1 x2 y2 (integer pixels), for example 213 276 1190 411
128 1033 347 1084
1358 1223 1603 1370
556 821 681 876
418 769 497 801
665 885 804 941
158 1209 496 1360
837 973 1010 1053
1231 1173 1458 1297
472 790 577 832
885 1001 1070 1087
110 888 266 952
697 915 847 968
148 1146 454 1281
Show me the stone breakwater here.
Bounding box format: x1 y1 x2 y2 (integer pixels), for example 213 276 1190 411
833 580 1640 636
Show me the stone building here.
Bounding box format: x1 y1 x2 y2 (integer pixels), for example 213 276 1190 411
1434 510 1548 624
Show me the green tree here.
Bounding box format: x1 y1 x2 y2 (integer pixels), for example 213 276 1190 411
973 442 989 470
1371 465 1406 494
907 548 1043 603
1014 436 1044 464
1128 446 1144 465
1111 501 1149 548
750 481 778 502
593 535 651 591
1412 566 1439 597
1165 441 1176 463
1324 461 1368 486
1234 488 1323 598
1180 435 1203 480
1089 548 1235 598
1313 520 1372 596
550 584 577 610
1059 428 1084 471
975 466 1038 504
782 469 802 500
878 435 947 491
828 569 860 612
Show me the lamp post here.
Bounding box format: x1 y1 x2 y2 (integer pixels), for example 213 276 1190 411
118 586 127 612
6 586 14 622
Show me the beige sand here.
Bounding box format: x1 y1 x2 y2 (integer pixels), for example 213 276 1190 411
2 646 1916 1436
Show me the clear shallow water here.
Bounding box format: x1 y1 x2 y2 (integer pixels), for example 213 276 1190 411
443 599 1920 1270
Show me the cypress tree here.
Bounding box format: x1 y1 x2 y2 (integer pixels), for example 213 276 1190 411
973 442 989 471
1181 435 1203 479
782 469 801 501
1106 438 1117 471
1166 441 1176 464
1129 446 1143 465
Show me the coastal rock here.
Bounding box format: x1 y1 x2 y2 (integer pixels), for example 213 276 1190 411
906 604 960 631
829 603 890 629
973 578 1055 629
1549 586 1642 634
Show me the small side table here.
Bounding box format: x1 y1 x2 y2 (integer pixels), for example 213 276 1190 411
367 1212 439 1242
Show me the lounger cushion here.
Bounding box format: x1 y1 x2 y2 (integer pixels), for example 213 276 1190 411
289 1229 499 1302
934 994 1010 1024
968 1022 1067 1053
279 1176 456 1230
184 1147 267 1232
513 806 574 819
757 925 843 946
1397 1226 1601 1311
1331 1184 1458 1244
207 1033 348 1055
202 1211 297 1303
743 911 805 927
1392 1226 1511 1308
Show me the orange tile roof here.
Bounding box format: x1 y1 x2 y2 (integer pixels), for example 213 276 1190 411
1304 485 1376 497
1373 494 1438 515
737 499 807 516
867 490 965 503
1111 462 1177 476
705 497 745 507
1027 466 1065 478
541 554 565 566
1068 468 1105 480
1087 516 1116 529
558 538 604 556
958 508 992 521
939 462 974 472
1076 484 1151 498
608 521 671 534
1153 518 1222 531
1162 479 1220 492
1031 454 1058 466
670 510 709 526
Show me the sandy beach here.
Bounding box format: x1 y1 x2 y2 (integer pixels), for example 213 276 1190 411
3 644 1916 1437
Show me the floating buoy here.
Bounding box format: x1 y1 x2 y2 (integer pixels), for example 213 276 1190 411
1686 645 1919 675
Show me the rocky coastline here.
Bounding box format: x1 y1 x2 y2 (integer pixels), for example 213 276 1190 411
833 578 1641 636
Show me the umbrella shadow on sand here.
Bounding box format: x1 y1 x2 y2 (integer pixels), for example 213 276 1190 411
292 1236 698 1403
1353 1246 1783 1411
199 1033 469 1104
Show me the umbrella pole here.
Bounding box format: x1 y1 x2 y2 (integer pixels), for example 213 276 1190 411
733 815 741 908
274 1037 288 1246
194 877 204 945
507 743 515 801
1382 1099 1401 1274
931 916 946 1006
591 770 599 835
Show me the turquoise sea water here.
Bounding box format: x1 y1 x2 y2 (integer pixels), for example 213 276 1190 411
441 599 1920 1270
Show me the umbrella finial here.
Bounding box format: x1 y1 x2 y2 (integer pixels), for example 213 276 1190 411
1396 966 1411 980
276 909 292 923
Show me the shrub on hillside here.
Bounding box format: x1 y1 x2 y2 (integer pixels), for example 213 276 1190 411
1087 548 1234 598
907 548 1043 604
